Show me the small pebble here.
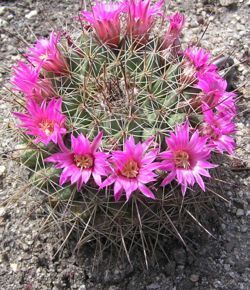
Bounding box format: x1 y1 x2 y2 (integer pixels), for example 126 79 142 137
10 263 18 272
190 274 200 283
25 10 38 19
0 207 6 217
236 208 245 217
240 225 248 233
0 19 7 28
0 165 6 177
219 0 238 7
0 6 6 16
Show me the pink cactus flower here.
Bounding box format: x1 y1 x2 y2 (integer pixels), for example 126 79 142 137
196 72 227 109
26 32 68 74
125 0 164 44
14 98 66 145
201 105 236 155
216 91 237 118
183 47 217 74
11 61 53 103
194 72 236 116
46 132 109 190
162 12 185 49
160 122 216 195
100 136 159 201
80 2 125 47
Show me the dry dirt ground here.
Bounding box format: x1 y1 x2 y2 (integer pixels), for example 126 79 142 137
0 0 249 289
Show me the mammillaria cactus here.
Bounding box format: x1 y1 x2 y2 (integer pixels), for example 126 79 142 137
10 0 237 265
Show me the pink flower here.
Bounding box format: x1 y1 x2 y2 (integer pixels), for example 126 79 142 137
200 105 236 155
80 2 125 47
183 47 217 74
26 32 68 74
46 132 109 190
196 72 227 109
11 61 53 102
216 91 237 118
125 0 164 43
160 122 216 195
162 12 185 49
101 136 159 201
194 72 236 116
14 98 66 145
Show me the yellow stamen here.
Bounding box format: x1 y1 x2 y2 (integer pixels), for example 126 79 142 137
39 120 54 136
174 151 190 169
121 160 139 178
39 54 48 60
74 154 93 169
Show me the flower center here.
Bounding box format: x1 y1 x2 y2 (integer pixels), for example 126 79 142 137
74 154 93 169
174 150 190 169
39 120 54 135
39 53 48 61
180 62 197 84
121 160 139 178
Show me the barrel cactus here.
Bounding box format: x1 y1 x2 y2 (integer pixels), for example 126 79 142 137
10 0 237 265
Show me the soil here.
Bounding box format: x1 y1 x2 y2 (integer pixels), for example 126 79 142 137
0 0 249 289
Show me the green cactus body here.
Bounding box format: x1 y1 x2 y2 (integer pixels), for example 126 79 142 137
11 4 231 266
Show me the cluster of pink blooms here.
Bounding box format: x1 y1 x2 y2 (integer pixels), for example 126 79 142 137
182 47 237 155
14 116 235 201
80 0 183 48
12 0 237 201
11 32 68 103
44 122 218 200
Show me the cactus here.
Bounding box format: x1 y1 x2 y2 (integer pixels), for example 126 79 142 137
10 0 237 266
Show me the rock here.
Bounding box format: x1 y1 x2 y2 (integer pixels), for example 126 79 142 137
10 263 18 272
0 19 7 28
146 283 160 290
25 10 38 19
22 243 30 252
0 252 9 263
78 285 86 290
219 0 237 7
236 208 244 217
108 287 119 290
190 274 199 283
7 14 14 21
0 7 6 16
6 45 16 54
178 278 195 290
240 225 247 233
0 207 6 217
0 165 6 177
236 23 245 31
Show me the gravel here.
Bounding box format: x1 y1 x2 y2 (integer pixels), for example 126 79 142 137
25 10 38 19
0 0 249 289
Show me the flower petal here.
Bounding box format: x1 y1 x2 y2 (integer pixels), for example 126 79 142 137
138 183 155 199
